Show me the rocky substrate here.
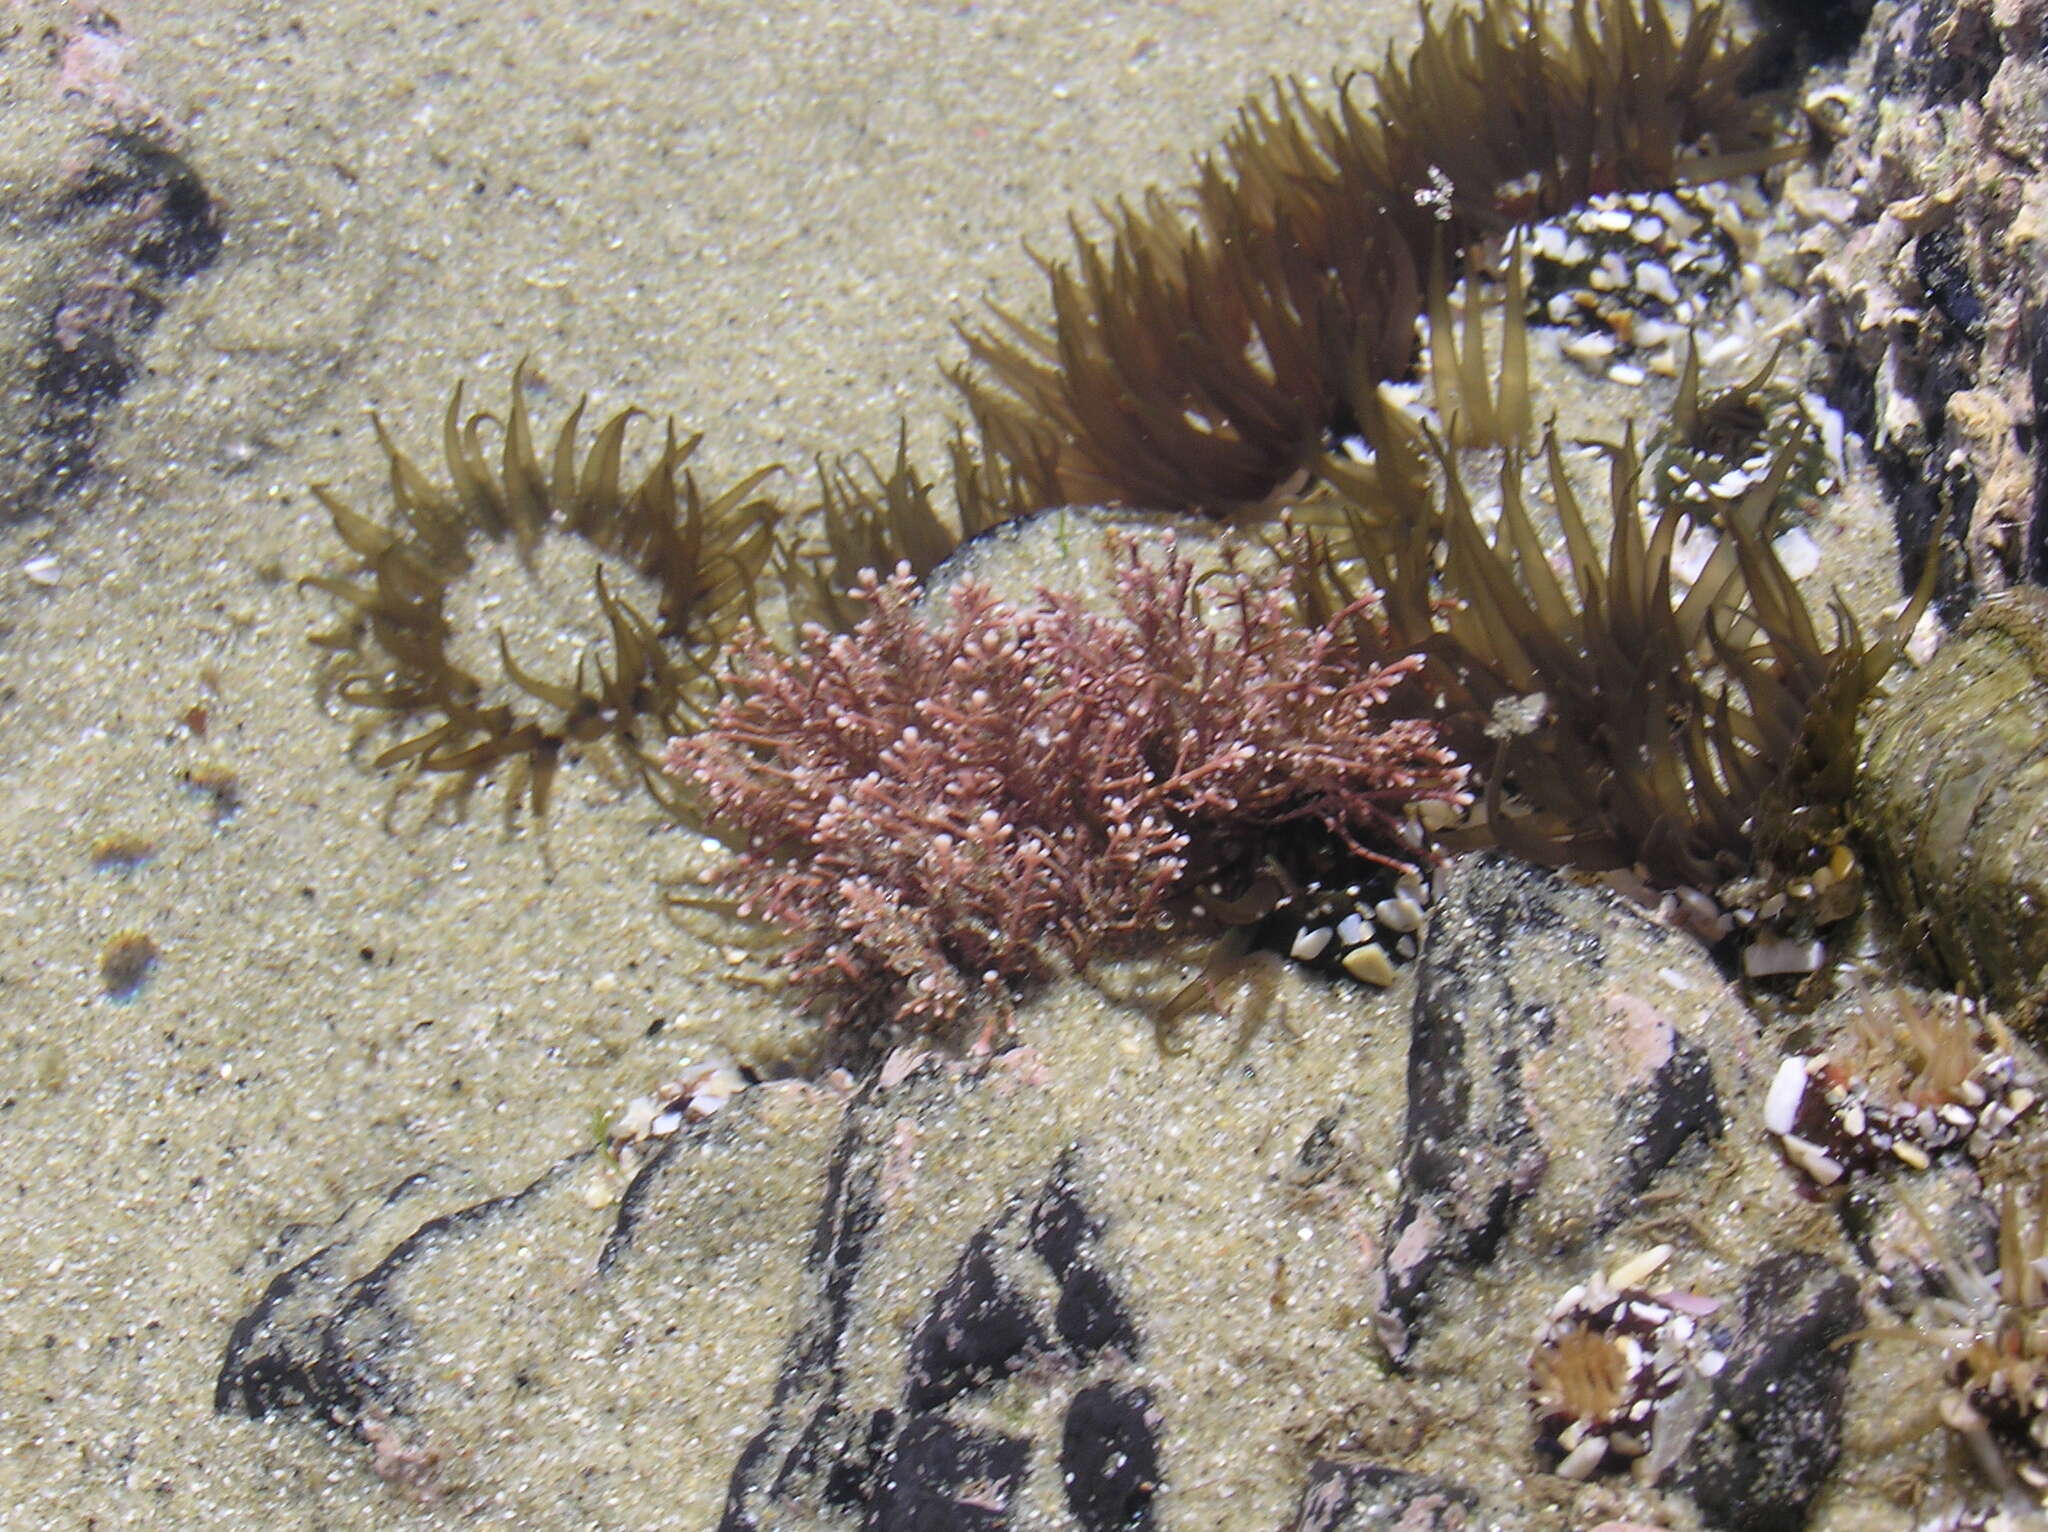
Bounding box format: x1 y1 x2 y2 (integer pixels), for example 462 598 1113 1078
216 852 2036 1529
1806 0 2048 617
204 3 2048 1525
0 7 220 527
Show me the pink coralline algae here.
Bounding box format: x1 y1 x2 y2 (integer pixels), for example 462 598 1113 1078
663 536 1470 1034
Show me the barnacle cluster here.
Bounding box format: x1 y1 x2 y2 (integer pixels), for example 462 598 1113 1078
305 0 1930 1029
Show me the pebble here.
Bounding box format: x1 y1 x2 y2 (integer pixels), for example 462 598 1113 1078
89 833 157 872
1743 936 1825 978
100 930 160 999
1374 895 1425 933
1773 526 1822 580
1633 260 1680 306
1342 942 1397 986
1517 186 1741 379
1560 332 1617 365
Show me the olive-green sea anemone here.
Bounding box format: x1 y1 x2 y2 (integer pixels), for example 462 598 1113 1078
953 0 1792 517
305 371 779 816
782 428 1005 633
1293 397 1926 912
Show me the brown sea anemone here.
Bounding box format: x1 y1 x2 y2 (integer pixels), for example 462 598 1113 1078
953 0 1792 517
1290 399 1924 912
305 370 779 816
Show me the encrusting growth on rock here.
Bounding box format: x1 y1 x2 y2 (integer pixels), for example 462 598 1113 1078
663 536 1468 1035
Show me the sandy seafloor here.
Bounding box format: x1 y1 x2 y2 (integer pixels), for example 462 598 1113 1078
0 1 1917 1529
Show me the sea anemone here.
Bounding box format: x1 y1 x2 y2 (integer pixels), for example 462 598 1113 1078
1651 339 1838 518
1871 1175 2048 1515
1764 989 2039 1184
953 0 1792 516
1529 1244 1725 1481
948 0 1897 928
302 0 1870 975
305 370 779 815
1290 397 1925 918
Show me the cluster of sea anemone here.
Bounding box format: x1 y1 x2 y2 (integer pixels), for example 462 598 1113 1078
304 0 1923 1037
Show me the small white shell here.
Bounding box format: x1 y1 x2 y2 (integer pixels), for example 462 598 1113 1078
1781 1132 1845 1186
1764 1056 1808 1135
1607 1244 1673 1291
1554 1435 1610 1481
1290 925 1335 962
1744 936 1825 978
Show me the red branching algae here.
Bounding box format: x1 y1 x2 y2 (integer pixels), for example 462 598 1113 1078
663 535 1469 1034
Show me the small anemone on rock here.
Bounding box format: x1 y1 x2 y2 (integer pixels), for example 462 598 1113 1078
1765 989 2039 1184
1528 1244 1724 1481
304 369 781 816
1650 338 1839 520
1864 1174 2048 1518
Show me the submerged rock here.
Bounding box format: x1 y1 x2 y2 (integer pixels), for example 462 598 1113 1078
218 852 1981 1529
